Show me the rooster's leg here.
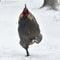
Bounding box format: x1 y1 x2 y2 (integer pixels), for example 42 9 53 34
25 48 29 56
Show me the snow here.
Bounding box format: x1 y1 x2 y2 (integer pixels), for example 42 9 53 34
0 0 60 60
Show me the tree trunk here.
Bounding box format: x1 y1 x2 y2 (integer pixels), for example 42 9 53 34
41 0 58 10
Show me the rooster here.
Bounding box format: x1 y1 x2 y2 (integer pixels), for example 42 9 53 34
18 4 42 56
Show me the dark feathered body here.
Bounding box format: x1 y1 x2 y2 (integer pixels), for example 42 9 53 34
18 16 42 45
18 5 42 56
18 17 39 38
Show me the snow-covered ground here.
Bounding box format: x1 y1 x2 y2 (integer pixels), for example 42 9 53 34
0 0 60 60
